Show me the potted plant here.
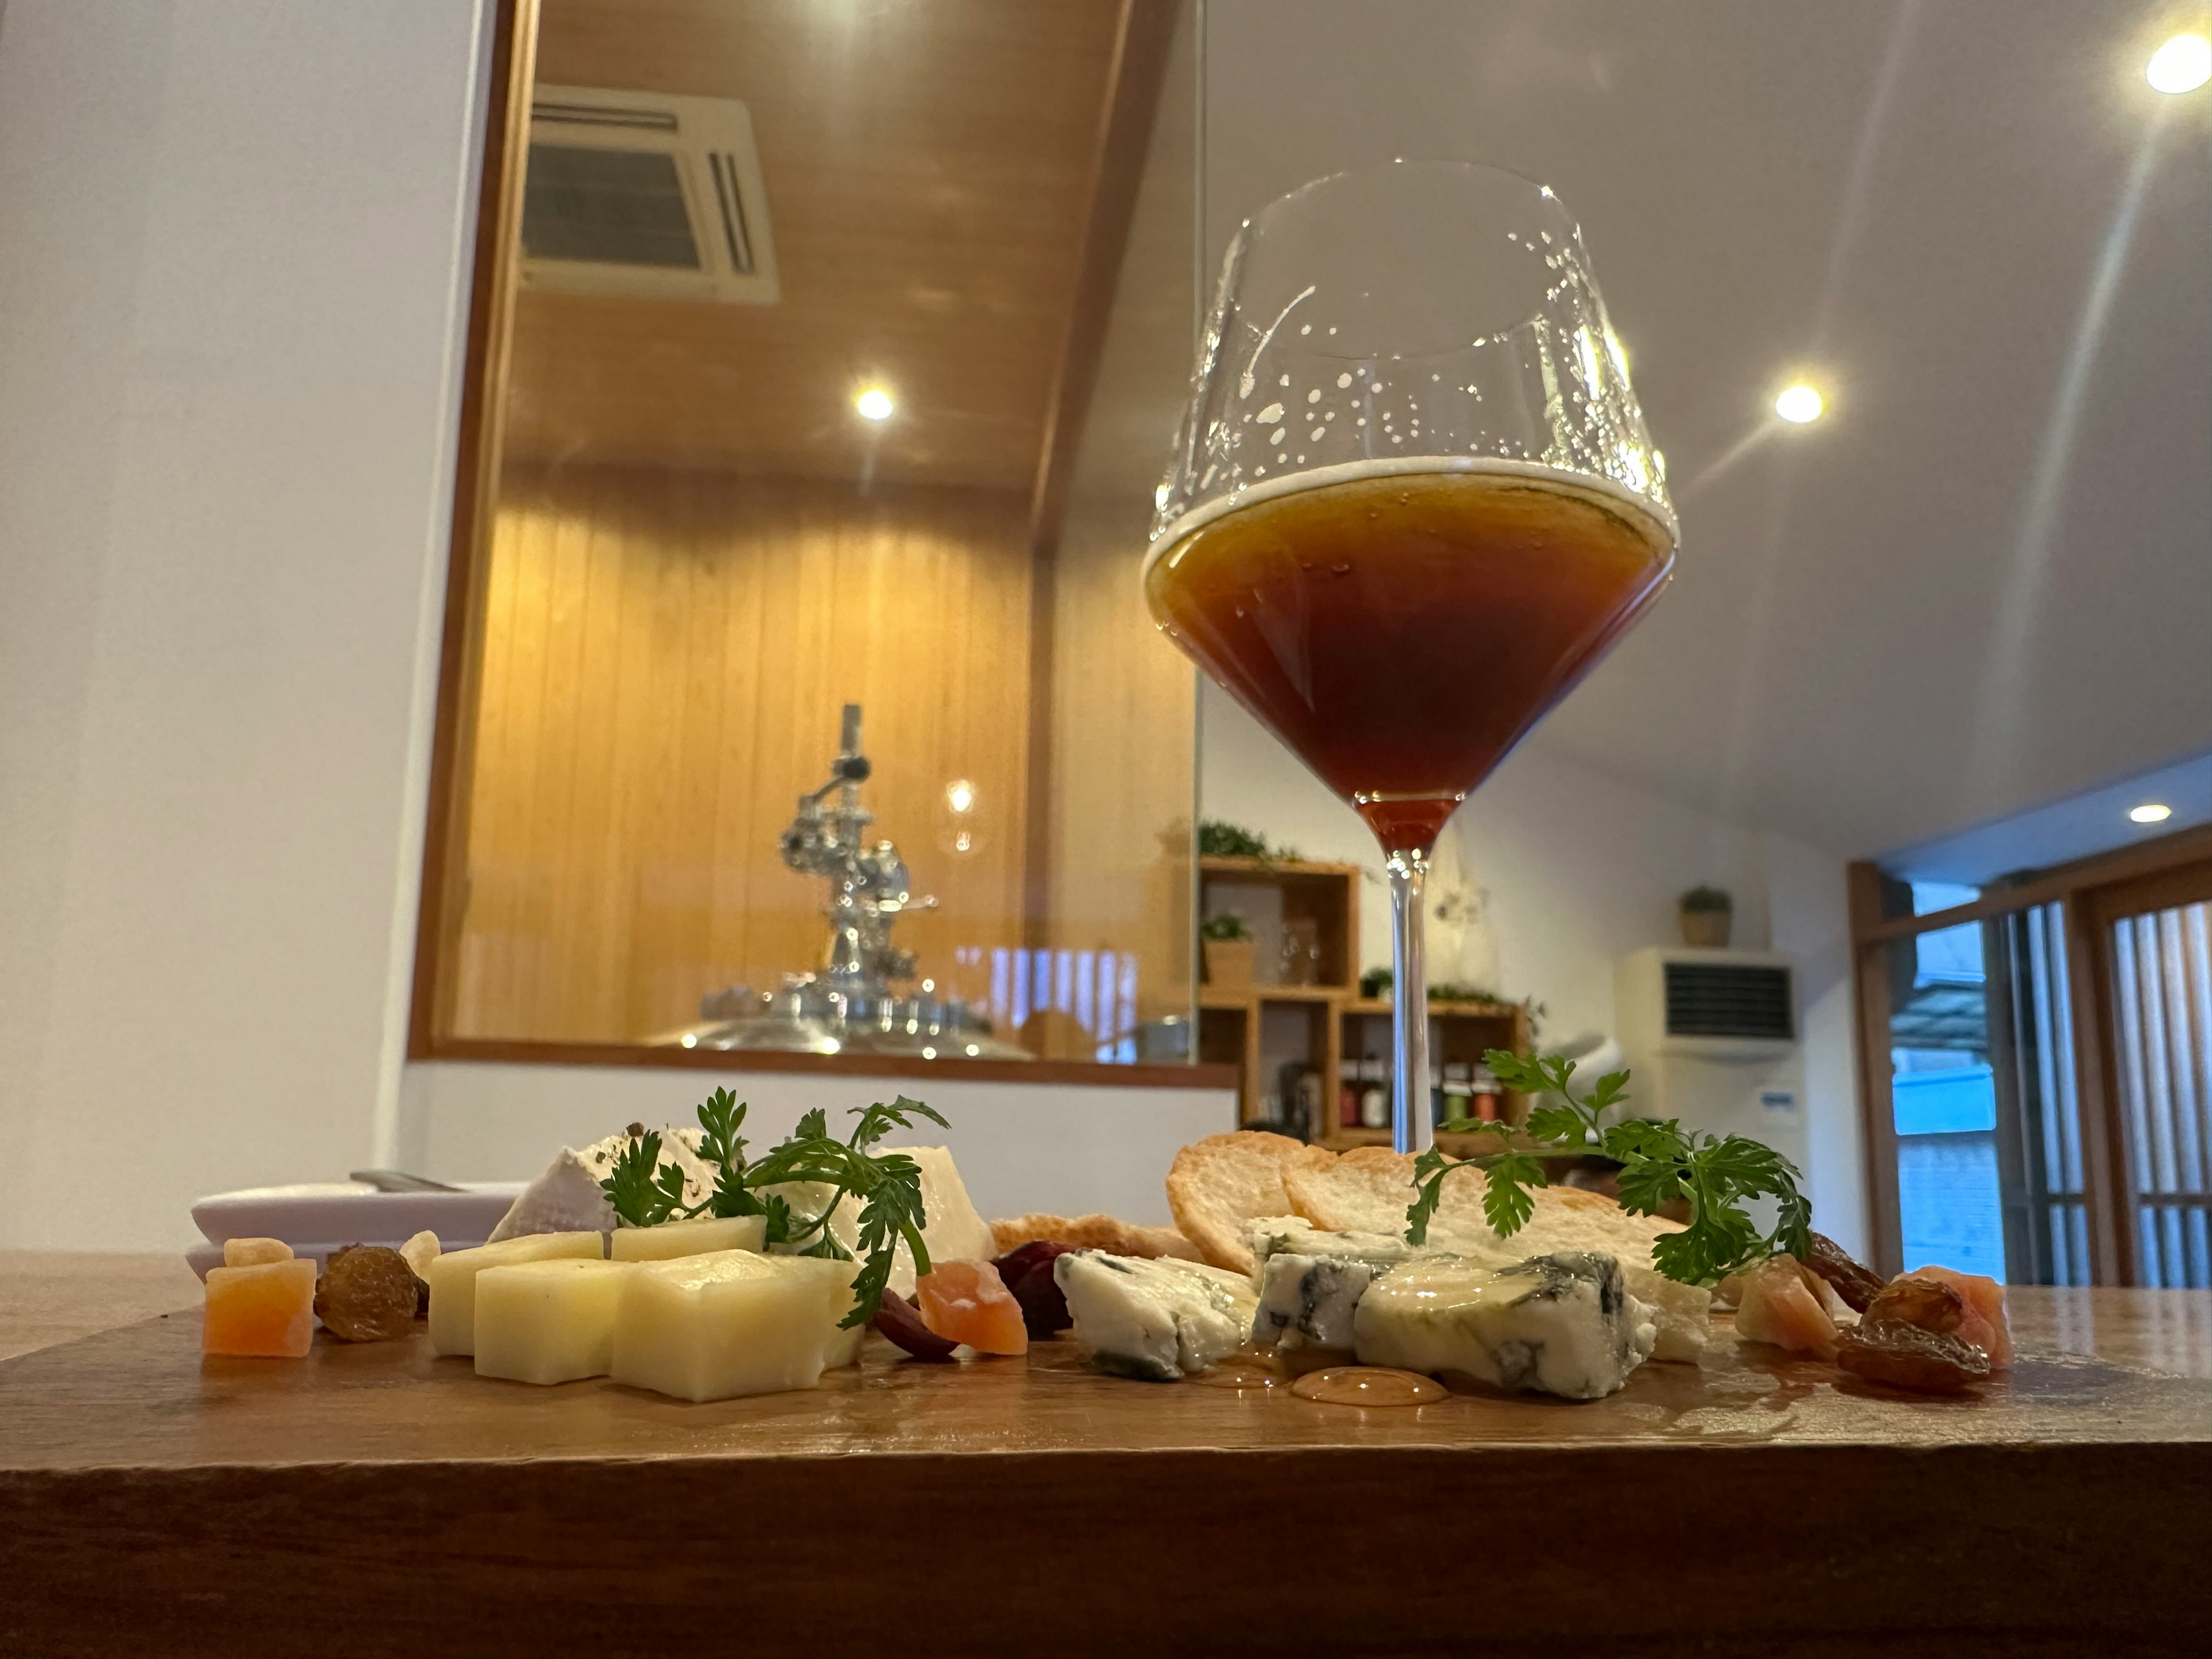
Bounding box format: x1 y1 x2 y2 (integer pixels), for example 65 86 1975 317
1200 913 1256 988
1679 885 1733 949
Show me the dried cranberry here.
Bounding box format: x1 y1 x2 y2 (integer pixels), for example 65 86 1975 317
992 1241 1075 1337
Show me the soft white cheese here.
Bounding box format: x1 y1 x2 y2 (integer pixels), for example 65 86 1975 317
473 1257 633 1385
487 1128 718 1244
1352 1251 1658 1401
608 1214 768 1262
759 1145 994 1298
609 1250 854 1403
1054 1251 1259 1381
427 1231 604 1357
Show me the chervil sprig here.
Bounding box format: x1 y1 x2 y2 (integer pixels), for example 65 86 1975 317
600 1129 690 1228
1403 1050 1810 1287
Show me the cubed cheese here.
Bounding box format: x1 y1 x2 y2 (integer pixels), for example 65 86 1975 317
1251 1252 1375 1354
1054 1251 1259 1381
427 1231 604 1357
608 1214 768 1262
203 1258 318 1357
1352 1251 1658 1400
474 1257 634 1385
1247 1215 1422 1272
610 1251 854 1402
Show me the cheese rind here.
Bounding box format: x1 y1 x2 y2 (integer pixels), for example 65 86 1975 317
610 1250 854 1402
474 1257 633 1384
608 1215 768 1262
1251 1252 1376 1353
1353 1251 1658 1400
426 1232 604 1357
1054 1251 1259 1381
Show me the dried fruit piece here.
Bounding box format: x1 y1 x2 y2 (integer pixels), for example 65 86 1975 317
1733 1253 1840 1361
1897 1266 2012 1367
223 1237 294 1268
1836 1320 1990 1394
314 1245 421 1343
914 1259 1028 1355
1798 1232 1885 1313
204 1259 317 1357
1863 1274 1964 1335
872 1291 957 1362
992 1241 1075 1337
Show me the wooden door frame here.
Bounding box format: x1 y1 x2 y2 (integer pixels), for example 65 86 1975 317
1849 821 2212 1283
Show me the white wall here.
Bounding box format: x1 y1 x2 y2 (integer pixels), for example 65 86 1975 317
403 1063 1226 1230
1200 681 1868 1256
0 1 492 1249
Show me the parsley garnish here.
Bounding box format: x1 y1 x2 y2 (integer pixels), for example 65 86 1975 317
597 1091 949 1328
1403 1050 1810 1287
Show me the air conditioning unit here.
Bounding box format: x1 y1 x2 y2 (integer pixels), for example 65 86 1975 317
1614 948 1806 1172
519 85 780 304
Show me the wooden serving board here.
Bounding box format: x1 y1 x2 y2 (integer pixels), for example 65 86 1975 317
2 1298 2208 1657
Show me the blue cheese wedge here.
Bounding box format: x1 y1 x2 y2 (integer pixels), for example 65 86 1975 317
1055 1251 1259 1381
1352 1251 1658 1400
1251 1253 1375 1354
1247 1215 1426 1272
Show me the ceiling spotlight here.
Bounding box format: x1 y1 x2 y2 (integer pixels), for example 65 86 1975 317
1774 384 1825 424
945 779 975 815
855 387 895 422
2129 802 2173 824
2147 33 2211 94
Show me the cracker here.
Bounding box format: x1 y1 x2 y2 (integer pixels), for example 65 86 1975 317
1164 1132 1336 1274
988 1212 1200 1262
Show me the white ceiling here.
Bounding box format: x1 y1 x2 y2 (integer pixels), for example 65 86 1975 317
1203 0 2212 869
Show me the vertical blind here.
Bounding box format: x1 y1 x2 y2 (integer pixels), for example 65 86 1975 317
2111 900 2212 1289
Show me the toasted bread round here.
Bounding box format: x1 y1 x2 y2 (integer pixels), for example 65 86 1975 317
987 1212 1201 1262
1165 1131 1336 1274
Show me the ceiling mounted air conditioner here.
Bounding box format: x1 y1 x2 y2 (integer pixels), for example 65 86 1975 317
519 85 780 304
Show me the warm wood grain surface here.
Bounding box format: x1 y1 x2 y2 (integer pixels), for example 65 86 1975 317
0 1252 202 1363
2 1277 2207 1656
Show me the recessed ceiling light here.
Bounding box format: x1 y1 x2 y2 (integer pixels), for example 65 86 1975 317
1774 384 1824 423
2147 33 2211 94
855 387 895 422
2129 802 2173 824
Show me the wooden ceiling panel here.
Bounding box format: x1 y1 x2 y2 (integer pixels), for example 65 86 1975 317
504 0 1126 488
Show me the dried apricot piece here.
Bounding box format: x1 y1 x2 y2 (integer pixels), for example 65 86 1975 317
914 1259 1028 1355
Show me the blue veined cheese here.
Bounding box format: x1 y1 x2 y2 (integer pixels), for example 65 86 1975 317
1352 1251 1658 1400
1055 1251 1258 1381
1251 1253 1375 1353
1246 1215 1427 1272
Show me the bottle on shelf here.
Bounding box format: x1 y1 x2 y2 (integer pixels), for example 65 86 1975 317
1358 1058 1389 1130
1339 1060 1360 1128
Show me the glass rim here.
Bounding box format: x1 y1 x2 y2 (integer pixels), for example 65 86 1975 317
1239 156 1571 237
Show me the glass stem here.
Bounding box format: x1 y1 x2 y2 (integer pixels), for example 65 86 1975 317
1387 849 1432 1155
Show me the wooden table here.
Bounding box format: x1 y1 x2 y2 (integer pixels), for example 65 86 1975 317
2 1260 2207 1657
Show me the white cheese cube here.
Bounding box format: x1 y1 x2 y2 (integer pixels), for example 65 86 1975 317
610 1250 854 1403
1252 1253 1376 1354
608 1214 768 1262
427 1231 604 1357
474 1257 633 1385
1054 1251 1259 1381
1352 1251 1658 1401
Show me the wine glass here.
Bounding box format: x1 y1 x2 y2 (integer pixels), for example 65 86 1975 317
1147 161 1676 1154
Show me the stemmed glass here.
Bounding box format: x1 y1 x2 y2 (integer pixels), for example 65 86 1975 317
1147 161 1677 1153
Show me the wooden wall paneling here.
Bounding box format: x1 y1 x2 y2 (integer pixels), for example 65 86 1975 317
453 467 1035 1040
411 0 537 1055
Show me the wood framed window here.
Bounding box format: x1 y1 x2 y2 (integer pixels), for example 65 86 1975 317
1850 823 2212 1284
408 0 1219 1088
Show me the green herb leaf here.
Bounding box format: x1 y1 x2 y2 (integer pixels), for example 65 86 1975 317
1480 1149 1546 1236
1523 1102 1588 1146
601 1130 684 1228
1404 1144 1455 1245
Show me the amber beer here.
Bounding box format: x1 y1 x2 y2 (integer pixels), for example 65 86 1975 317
1145 463 1673 856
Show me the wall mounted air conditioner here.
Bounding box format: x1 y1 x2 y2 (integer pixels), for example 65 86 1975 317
1614 948 1806 1172
520 85 780 304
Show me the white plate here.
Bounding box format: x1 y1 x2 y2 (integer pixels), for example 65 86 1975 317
187 1181 523 1279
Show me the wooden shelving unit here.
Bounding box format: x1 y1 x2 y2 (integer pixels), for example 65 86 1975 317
1196 857 1532 1148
